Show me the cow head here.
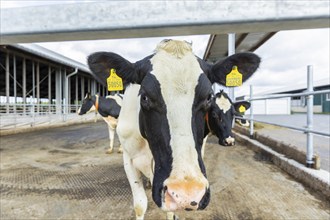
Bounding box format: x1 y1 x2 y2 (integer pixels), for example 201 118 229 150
87 39 260 211
78 93 96 115
207 91 250 146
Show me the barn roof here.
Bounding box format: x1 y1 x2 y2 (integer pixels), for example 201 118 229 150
203 32 276 63
11 44 92 74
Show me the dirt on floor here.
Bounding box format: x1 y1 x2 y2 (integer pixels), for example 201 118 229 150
0 122 329 220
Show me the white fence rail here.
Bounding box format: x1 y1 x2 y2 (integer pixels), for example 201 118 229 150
237 65 330 169
0 103 95 130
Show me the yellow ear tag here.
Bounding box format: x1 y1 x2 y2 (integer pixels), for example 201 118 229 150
107 68 123 91
239 105 246 113
226 66 242 87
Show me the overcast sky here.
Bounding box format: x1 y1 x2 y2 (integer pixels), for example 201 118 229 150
2 1 329 97
37 28 330 97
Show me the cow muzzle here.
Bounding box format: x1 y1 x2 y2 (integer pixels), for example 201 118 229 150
162 179 210 211
219 136 235 146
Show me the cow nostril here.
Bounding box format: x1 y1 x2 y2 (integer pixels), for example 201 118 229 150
164 185 168 191
190 201 198 206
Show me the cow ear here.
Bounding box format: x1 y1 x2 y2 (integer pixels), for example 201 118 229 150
233 101 251 114
207 52 261 86
87 52 150 86
84 92 91 99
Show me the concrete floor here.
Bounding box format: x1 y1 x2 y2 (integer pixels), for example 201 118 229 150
1 122 329 219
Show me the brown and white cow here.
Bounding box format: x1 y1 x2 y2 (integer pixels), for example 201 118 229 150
78 93 123 154
88 39 260 219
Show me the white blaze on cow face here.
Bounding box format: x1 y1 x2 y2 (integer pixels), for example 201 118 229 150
215 94 231 114
150 40 209 211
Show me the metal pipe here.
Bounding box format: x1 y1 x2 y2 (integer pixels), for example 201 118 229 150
248 90 330 101
249 85 254 138
6 53 9 114
13 55 17 114
306 65 314 168
36 62 40 113
48 66 51 113
32 62 35 103
22 58 26 114
228 33 235 101
65 68 78 114
235 116 330 137
75 75 78 112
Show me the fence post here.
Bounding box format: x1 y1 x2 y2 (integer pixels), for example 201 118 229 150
249 85 254 138
306 65 314 168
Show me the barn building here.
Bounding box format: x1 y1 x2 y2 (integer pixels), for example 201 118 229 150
0 44 107 114
237 79 330 115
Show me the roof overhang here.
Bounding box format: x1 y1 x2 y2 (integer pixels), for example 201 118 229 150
203 32 277 63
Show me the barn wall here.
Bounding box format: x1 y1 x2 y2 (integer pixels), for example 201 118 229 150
245 97 291 115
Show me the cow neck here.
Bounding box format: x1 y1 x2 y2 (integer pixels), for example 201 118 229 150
94 95 99 111
205 112 212 134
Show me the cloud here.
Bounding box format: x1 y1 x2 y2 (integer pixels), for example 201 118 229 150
37 28 329 98
37 35 209 64
235 28 329 96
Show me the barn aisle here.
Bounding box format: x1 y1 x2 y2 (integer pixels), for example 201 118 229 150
1 122 329 219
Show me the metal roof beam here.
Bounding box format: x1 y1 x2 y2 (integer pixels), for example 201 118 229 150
1 1 329 44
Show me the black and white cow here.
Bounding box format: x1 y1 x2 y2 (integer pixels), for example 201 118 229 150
205 90 251 146
88 39 260 219
78 93 123 154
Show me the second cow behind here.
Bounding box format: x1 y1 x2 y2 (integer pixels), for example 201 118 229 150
78 93 123 154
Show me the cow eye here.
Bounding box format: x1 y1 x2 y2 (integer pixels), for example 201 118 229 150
140 94 151 110
142 94 148 102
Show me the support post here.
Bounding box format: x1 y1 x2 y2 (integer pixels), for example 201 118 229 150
306 65 314 168
249 85 254 138
65 68 78 114
55 68 62 114
6 53 10 114
228 33 235 101
75 75 79 112
22 58 26 114
32 62 35 103
13 55 17 114
81 77 85 102
48 66 52 113
36 62 40 114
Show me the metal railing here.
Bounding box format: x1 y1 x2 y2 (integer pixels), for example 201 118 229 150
237 65 330 168
0 103 96 130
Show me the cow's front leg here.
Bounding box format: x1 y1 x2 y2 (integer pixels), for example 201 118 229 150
105 125 115 154
118 144 123 153
201 135 209 159
123 152 148 220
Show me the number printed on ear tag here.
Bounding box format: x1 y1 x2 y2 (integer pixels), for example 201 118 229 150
226 66 242 87
107 69 123 91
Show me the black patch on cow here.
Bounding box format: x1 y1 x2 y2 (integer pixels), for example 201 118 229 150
191 74 212 177
198 187 211 210
88 52 153 86
138 73 172 208
208 91 235 146
79 94 94 115
96 96 121 118
197 53 261 86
